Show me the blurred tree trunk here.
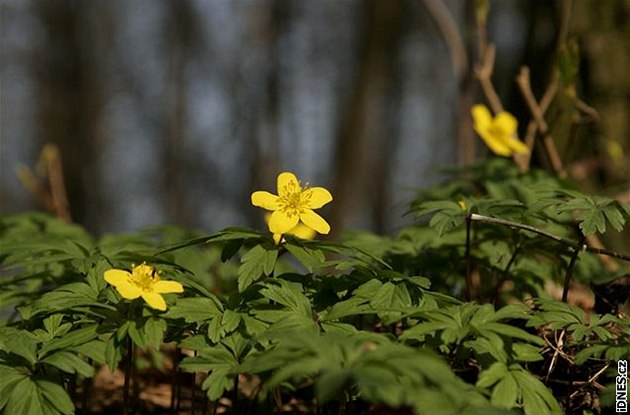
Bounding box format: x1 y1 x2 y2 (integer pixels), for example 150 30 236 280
34 0 107 233
332 0 405 235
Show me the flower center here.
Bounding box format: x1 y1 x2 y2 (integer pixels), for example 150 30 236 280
131 263 159 291
279 182 309 217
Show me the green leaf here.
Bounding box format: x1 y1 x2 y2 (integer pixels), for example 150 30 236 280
4 377 43 415
144 317 167 349
202 367 233 400
35 379 74 415
316 369 352 403
0 327 38 365
166 296 223 323
476 362 508 388
41 350 95 377
491 373 518 409
237 245 278 291
260 279 313 318
285 243 325 272
322 296 372 321
481 323 545 346
39 324 98 356
512 343 543 362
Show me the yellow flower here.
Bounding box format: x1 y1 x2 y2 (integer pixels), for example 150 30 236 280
264 213 317 244
251 171 332 236
471 104 529 157
104 263 183 311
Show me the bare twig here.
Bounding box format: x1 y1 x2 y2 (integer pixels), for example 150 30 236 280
517 67 566 176
421 0 468 79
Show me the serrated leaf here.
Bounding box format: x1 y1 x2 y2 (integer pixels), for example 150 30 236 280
285 243 325 272
165 296 223 323
237 245 277 291
0 327 38 365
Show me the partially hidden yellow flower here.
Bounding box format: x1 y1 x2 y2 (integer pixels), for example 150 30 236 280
471 104 529 157
264 213 317 244
251 171 332 237
104 263 183 311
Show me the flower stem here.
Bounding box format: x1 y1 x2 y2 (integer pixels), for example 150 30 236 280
465 213 473 301
123 335 133 415
562 236 585 303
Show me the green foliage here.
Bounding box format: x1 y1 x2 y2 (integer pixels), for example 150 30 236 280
0 157 628 414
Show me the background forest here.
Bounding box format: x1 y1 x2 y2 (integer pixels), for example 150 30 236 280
2 0 628 237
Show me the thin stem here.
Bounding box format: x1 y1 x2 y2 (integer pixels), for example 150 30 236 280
170 349 180 415
122 335 133 415
562 236 585 302
469 214 630 262
233 374 239 414
493 242 522 307
465 213 473 301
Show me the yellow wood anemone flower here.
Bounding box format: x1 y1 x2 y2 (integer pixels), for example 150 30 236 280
251 171 333 237
471 104 529 157
104 263 183 311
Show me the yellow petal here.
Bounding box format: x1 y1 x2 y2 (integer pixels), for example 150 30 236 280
479 130 512 156
269 209 299 234
494 112 518 136
289 222 317 240
116 284 142 299
273 233 283 244
506 137 529 155
251 191 280 210
104 269 131 287
471 104 492 129
277 172 300 196
300 210 330 234
303 187 332 209
141 292 167 311
153 280 184 294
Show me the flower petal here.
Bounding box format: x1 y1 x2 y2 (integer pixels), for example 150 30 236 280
494 112 518 136
115 284 142 299
277 172 300 196
251 191 280 210
303 187 332 209
104 269 131 287
141 292 167 311
471 104 492 129
272 233 283 245
269 209 299 234
289 222 317 240
506 137 529 155
477 129 513 156
300 210 330 234
153 280 184 294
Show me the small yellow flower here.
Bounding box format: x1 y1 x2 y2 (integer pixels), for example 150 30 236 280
251 171 332 236
265 213 317 244
104 263 183 311
471 104 529 157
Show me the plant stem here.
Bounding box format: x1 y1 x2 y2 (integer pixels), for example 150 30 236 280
493 242 522 307
469 213 630 262
123 335 133 415
233 374 239 414
465 213 473 301
562 236 585 303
